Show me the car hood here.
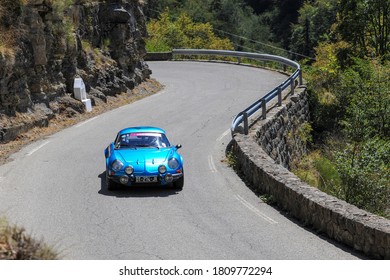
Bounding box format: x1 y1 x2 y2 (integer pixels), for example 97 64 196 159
115 148 173 166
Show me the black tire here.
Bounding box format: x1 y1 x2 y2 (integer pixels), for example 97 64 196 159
106 172 116 191
173 174 184 190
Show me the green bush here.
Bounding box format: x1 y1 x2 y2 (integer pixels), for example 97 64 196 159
336 138 389 217
337 59 390 141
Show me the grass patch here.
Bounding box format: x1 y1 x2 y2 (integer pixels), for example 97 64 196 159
292 149 342 197
259 194 277 205
225 150 238 170
0 218 58 260
81 40 117 69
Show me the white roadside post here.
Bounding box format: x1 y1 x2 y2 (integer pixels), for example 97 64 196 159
73 77 92 112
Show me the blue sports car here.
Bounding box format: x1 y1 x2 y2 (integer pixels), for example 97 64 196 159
104 126 184 190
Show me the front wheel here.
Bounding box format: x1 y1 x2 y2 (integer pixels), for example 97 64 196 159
173 173 184 190
106 171 117 191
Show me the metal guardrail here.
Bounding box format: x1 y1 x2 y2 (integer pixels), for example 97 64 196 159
172 49 302 135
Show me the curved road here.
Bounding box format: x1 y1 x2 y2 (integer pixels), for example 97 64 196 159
0 61 361 259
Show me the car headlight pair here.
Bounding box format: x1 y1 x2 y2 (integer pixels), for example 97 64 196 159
112 160 134 174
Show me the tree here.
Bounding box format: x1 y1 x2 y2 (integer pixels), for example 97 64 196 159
209 0 274 52
337 59 390 141
182 0 214 23
145 0 278 53
146 11 234 51
337 0 390 59
290 0 338 59
144 0 185 18
244 0 273 14
269 0 304 50
290 0 390 61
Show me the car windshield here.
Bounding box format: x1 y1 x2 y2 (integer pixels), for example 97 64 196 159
115 132 170 149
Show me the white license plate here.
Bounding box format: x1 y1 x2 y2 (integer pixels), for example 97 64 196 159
136 176 157 183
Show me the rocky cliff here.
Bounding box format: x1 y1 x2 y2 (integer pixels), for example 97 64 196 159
0 0 151 143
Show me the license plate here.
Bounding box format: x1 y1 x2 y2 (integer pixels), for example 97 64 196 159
136 176 157 183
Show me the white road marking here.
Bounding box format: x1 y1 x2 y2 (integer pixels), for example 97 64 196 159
208 155 217 173
216 129 231 142
235 195 278 225
27 141 50 156
75 116 99 128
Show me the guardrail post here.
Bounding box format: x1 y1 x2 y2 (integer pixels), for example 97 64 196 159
299 71 303 85
261 99 267 119
243 112 249 135
290 79 295 95
278 87 282 106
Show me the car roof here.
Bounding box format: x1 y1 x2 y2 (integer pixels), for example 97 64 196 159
118 126 166 135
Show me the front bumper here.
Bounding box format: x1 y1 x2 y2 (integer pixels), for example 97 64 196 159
107 170 183 186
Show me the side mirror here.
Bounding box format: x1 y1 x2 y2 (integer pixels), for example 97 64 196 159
176 144 182 149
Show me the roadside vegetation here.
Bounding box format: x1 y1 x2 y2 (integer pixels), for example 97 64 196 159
291 0 389 218
0 218 58 259
145 0 389 218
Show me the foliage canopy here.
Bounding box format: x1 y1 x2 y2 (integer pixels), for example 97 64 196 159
146 10 234 52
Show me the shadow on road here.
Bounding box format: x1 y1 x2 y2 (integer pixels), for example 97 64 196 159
98 171 180 198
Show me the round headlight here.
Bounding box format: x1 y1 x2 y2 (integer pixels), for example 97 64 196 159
168 158 179 169
125 166 134 175
158 165 167 174
112 160 124 171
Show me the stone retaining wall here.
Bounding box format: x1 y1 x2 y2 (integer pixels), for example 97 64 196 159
230 87 390 259
254 87 310 169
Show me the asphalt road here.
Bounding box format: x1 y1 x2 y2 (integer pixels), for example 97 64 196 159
0 61 361 259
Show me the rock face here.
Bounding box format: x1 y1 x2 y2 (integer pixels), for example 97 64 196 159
0 0 151 143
